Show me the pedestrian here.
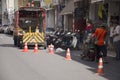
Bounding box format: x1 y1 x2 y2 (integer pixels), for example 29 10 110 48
93 24 108 63
111 22 120 61
84 20 94 40
86 20 94 34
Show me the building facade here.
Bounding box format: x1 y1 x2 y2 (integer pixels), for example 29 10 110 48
89 0 120 27
1 0 120 30
1 0 14 25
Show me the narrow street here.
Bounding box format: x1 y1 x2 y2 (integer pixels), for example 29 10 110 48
0 0 120 80
0 34 120 80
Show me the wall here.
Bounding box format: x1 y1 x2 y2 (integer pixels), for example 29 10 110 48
46 10 55 28
14 0 18 11
6 0 14 25
89 2 102 25
89 3 96 22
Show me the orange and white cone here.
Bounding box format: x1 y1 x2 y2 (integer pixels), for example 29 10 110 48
65 48 72 60
34 43 38 53
23 43 28 52
49 44 54 54
97 57 104 75
31 0 34 7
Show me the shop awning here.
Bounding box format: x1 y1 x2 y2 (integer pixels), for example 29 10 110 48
60 0 74 15
91 0 103 3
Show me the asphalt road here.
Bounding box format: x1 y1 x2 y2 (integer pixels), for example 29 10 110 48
0 34 120 80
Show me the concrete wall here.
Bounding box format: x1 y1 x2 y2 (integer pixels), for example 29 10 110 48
14 0 18 11
89 2 100 25
89 3 96 21
7 0 14 25
46 10 55 28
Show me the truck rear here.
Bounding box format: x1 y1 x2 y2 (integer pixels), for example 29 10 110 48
13 7 47 49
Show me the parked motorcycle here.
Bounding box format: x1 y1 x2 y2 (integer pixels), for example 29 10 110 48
55 32 74 49
53 31 66 48
46 30 80 50
46 29 64 46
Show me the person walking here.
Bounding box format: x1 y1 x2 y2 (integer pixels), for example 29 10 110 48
86 21 94 34
112 22 120 61
93 24 108 62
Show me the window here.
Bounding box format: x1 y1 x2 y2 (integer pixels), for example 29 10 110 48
19 11 42 18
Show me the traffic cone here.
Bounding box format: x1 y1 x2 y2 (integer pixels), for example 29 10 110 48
34 43 38 53
65 48 72 60
49 44 54 54
31 0 34 7
23 43 28 52
97 57 104 75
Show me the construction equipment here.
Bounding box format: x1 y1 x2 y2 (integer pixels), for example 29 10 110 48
13 7 47 49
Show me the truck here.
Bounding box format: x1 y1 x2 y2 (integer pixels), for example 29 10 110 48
13 7 47 49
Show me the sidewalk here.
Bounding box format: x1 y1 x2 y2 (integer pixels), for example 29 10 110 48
108 49 116 57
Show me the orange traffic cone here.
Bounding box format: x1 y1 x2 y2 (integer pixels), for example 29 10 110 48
23 43 28 52
65 48 72 60
97 57 104 75
34 43 38 53
31 0 34 7
49 44 54 54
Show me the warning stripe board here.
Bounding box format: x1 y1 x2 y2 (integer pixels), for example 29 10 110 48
23 32 45 44
23 33 33 42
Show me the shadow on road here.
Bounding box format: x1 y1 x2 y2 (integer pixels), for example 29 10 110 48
0 44 15 47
